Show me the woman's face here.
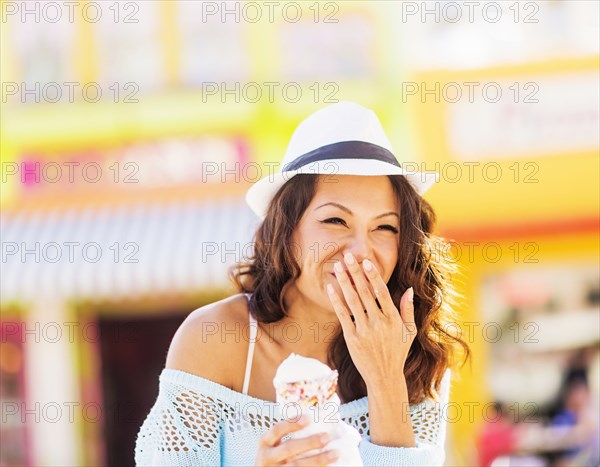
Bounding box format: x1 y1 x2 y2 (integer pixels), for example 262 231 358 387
290 175 400 311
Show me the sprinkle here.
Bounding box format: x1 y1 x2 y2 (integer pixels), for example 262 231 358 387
274 371 339 408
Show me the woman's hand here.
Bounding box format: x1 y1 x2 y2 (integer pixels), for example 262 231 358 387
255 416 339 466
327 252 417 387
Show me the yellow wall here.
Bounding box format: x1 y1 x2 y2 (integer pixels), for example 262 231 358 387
410 57 599 463
411 56 599 228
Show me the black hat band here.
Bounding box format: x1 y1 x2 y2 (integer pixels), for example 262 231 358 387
282 140 400 172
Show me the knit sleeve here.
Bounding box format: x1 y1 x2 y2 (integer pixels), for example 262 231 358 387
358 368 451 466
134 373 224 466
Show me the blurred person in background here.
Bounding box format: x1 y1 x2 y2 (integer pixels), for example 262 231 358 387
516 362 600 467
476 401 519 467
547 370 599 467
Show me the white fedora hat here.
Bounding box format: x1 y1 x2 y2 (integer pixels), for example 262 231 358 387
245 101 439 218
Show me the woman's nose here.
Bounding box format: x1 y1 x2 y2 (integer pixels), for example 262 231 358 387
344 234 373 264
348 250 371 266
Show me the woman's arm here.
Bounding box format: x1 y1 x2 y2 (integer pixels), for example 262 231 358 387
366 375 415 447
358 369 451 466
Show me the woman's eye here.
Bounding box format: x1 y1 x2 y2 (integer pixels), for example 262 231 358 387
378 225 399 233
321 218 397 232
321 217 346 226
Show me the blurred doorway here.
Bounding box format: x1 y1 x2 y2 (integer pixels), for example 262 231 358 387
98 313 186 466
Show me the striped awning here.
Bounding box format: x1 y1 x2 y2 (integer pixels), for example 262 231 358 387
1 199 260 303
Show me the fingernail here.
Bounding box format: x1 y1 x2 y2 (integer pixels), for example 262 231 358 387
319 433 330 444
326 283 334 295
334 261 344 273
407 287 414 303
343 252 355 265
362 259 373 271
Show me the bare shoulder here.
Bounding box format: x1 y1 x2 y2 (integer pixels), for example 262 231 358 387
165 293 250 388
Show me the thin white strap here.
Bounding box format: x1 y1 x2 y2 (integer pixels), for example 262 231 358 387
242 303 258 395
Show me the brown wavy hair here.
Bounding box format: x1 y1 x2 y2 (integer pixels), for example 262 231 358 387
230 174 470 405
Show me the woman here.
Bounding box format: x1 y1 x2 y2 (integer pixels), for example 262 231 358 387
135 102 470 466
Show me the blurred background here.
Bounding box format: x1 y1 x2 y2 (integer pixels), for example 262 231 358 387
1 1 599 465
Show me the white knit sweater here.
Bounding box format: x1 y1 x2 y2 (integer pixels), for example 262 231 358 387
135 368 451 466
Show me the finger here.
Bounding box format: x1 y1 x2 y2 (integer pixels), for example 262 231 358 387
343 252 380 318
400 287 417 337
259 417 308 449
333 260 368 328
361 259 396 318
285 449 339 466
270 432 331 464
327 283 355 334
